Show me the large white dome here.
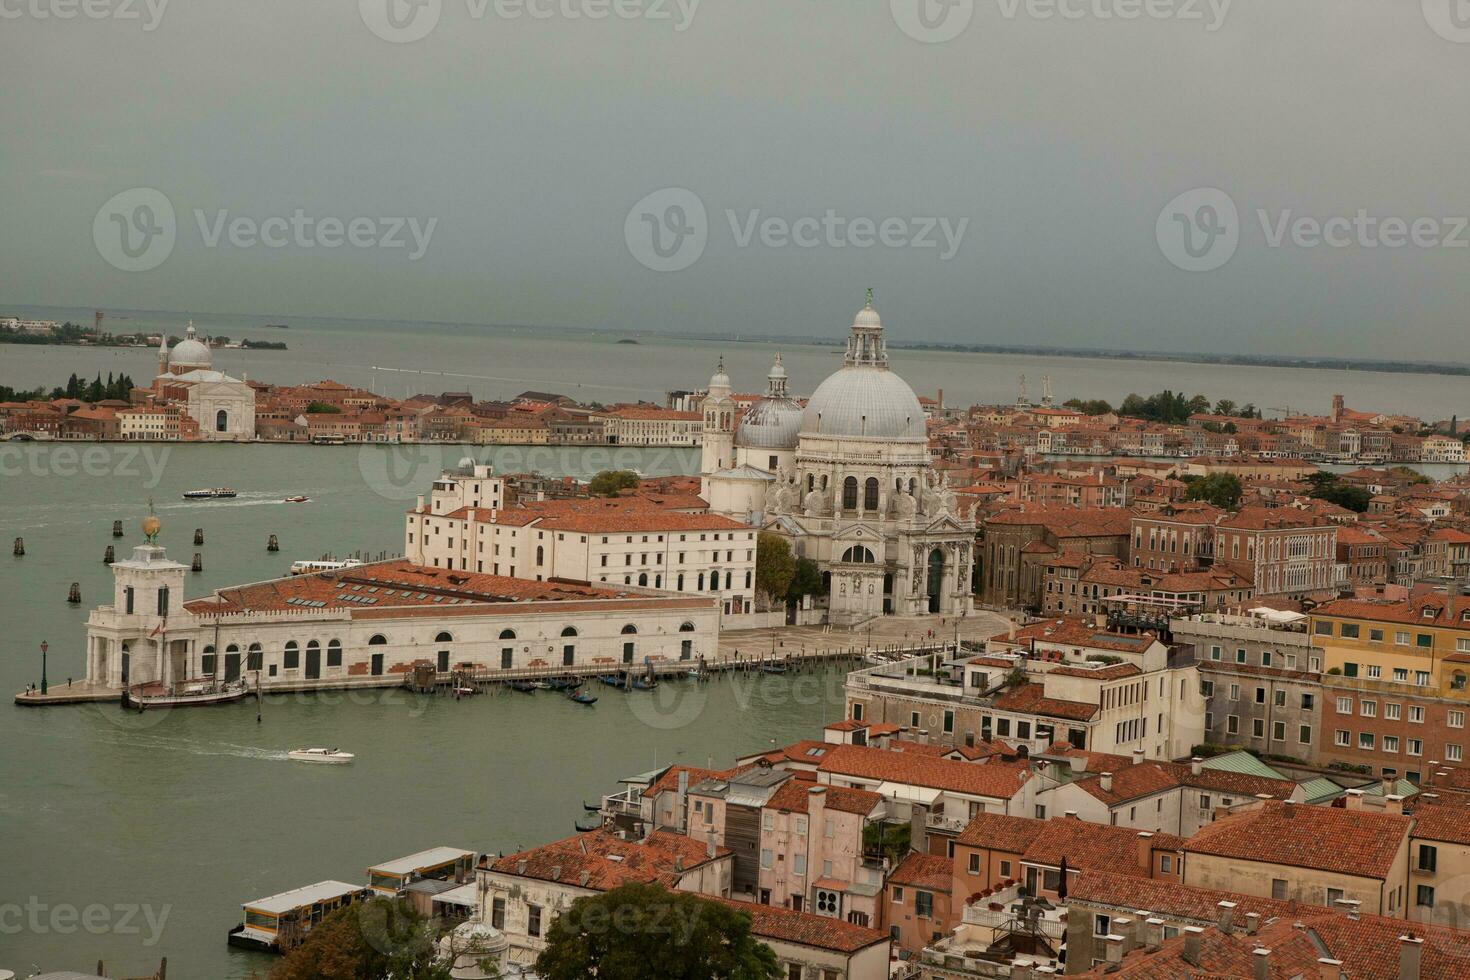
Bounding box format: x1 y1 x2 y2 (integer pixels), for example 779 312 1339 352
169 321 212 369
799 295 926 442
801 367 926 441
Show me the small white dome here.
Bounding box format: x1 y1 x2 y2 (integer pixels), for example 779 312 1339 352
738 397 803 450
853 305 882 330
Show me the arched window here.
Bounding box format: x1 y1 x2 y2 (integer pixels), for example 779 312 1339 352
638 573 648 586
680 622 696 632
201 644 217 675
284 640 300 670
677 573 685 590
654 574 662 588
226 643 239 654
247 642 262 671
864 477 879 511
435 631 453 644
561 626 578 637
536 546 544 566
697 572 705 590
327 639 342 668
621 624 638 635
842 476 858 510
368 634 387 645
709 571 721 592
215 409 228 432
499 629 516 640
807 473 815 492
841 546 876 564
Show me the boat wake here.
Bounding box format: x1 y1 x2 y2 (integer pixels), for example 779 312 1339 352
87 731 292 761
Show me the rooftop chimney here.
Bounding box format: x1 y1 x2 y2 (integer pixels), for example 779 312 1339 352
1385 794 1405 816
1136 831 1155 873
579 870 590 887
1104 934 1125 964
1144 916 1166 950
1100 772 1114 792
1245 912 1261 936
1072 755 1090 774
1253 948 1272 980
1400 934 1423 980
1182 926 1205 967
1190 757 1203 776
516 860 527 875
1011 958 1035 980
1318 958 1344 980
1343 789 1364 811
1283 799 1297 817
707 830 717 859
1064 810 1079 820
1132 748 1145 767
1217 900 1237 935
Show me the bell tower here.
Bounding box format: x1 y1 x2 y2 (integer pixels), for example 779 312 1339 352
700 356 735 498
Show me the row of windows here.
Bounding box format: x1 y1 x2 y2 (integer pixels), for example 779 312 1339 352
1332 730 1463 760
1211 713 1312 745
1333 697 1460 724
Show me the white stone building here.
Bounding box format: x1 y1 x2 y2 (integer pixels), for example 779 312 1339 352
703 295 975 625
155 322 256 441
84 522 719 694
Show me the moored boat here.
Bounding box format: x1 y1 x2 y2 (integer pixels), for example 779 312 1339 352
761 663 788 674
123 678 250 710
287 747 354 764
289 558 363 575
507 680 537 694
630 676 658 690
569 692 598 705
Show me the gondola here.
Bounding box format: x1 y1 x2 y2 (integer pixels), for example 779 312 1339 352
569 691 598 705
582 800 601 812
760 663 788 675
596 675 625 688
507 680 538 694
574 818 600 832
630 677 658 690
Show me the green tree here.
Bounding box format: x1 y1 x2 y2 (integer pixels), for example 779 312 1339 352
755 532 797 609
269 898 451 980
534 884 780 980
786 557 825 604
1213 398 1237 417
305 401 343 414
588 469 640 496
1183 473 1243 510
1305 474 1372 513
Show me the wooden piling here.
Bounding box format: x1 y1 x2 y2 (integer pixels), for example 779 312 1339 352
267 534 279 552
112 520 124 538
67 582 81 604
104 545 115 564
194 528 204 546
13 537 23 556
192 553 203 572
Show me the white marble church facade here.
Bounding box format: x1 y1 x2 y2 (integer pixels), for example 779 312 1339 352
702 296 974 626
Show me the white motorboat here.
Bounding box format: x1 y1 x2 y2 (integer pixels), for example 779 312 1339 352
288 747 355 764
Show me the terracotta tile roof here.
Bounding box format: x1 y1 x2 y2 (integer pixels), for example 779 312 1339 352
816 745 1032 800
1217 507 1334 531
1183 801 1409 879
1048 662 1143 681
1314 593 1470 628
1067 870 1298 923
887 852 952 892
765 779 882 817
181 559 685 615
955 812 1046 853
993 682 1098 722
1021 819 1185 879
490 830 727 891
646 765 743 799
711 898 889 954
1409 799 1470 846
455 496 752 534
1073 762 1296 807
1071 918 1323 979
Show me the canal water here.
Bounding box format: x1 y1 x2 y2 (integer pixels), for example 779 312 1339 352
0 444 847 978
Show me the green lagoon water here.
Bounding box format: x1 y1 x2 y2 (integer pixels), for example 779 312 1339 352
0 444 847 978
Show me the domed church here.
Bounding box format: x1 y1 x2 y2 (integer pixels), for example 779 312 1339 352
153 321 257 442
702 293 974 625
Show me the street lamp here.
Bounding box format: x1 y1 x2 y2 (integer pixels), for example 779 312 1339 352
40 640 49 695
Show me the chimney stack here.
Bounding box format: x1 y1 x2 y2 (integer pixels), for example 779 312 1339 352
1132 747 1145 767
1385 794 1405 816
1100 771 1114 792
1064 810 1079 820
1104 934 1125 964
1400 934 1424 980
1136 831 1155 873
1246 912 1260 936
1182 926 1205 966
707 830 717 859
1217 900 1236 935
1011 958 1035 980
1072 755 1090 774
579 870 591 887
1253 948 1272 980
1190 756 1203 776
1343 790 1364 811
1318 958 1344 980
1144 916 1166 950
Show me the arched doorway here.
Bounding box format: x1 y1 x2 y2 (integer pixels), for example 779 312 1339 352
926 548 945 614
215 409 229 433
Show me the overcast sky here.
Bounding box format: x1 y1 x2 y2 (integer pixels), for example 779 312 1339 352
3 1 1468 357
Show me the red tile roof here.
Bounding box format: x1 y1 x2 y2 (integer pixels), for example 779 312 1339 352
817 745 1032 800
1183 801 1409 879
712 898 889 954
993 682 1098 722
887 852 953 892
490 830 727 891
765 779 882 818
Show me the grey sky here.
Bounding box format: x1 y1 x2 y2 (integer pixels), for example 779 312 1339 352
3 0 1468 357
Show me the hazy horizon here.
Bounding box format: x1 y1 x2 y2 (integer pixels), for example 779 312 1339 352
5 2 1470 359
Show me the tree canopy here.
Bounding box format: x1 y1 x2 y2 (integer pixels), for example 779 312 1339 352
786 557 826 603
588 469 641 496
1182 472 1243 510
267 898 451 980
533 883 780 980
1305 473 1372 513
755 532 797 608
